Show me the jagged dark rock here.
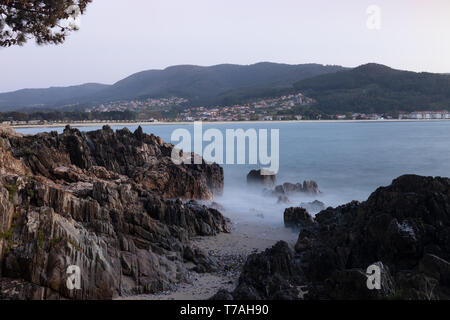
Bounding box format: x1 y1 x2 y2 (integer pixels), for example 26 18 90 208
247 170 276 187
210 289 234 300
298 200 326 215
218 175 450 300
0 126 228 300
231 242 305 300
277 195 291 204
273 181 321 196
284 207 314 230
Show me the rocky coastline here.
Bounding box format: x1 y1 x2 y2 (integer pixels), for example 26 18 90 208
0 125 228 299
215 175 450 300
2 125 450 301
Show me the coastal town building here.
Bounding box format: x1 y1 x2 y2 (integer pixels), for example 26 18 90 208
176 92 314 122
399 111 450 120
86 97 189 113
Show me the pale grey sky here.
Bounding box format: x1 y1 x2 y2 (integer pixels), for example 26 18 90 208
1 0 449 92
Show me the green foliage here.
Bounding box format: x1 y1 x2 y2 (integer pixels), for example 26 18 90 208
216 86 294 107
0 110 138 122
68 239 82 252
27 187 35 199
5 183 17 202
0 0 92 47
0 225 17 255
0 227 14 240
37 231 45 249
4 241 13 255
294 64 450 114
277 104 323 119
3 62 449 117
0 63 345 110
49 237 63 247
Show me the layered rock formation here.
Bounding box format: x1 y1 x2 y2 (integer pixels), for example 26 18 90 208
0 126 228 300
216 175 450 300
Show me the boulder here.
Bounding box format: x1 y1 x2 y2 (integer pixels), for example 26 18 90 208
232 242 306 300
272 181 321 196
210 289 234 300
284 207 314 230
247 170 276 187
323 262 395 300
302 181 321 194
277 195 291 204
419 254 450 287
299 200 326 214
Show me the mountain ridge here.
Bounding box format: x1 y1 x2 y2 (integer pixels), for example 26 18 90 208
293 63 450 114
0 62 346 111
2 62 450 114
0 83 110 110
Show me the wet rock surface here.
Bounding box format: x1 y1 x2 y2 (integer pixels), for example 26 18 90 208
298 200 326 215
211 242 305 300
216 175 450 300
284 207 314 230
273 181 321 196
0 126 228 300
277 195 291 204
247 170 276 187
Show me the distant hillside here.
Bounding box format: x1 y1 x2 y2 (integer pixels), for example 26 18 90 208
5 62 449 114
0 83 110 111
293 63 450 114
94 63 345 105
0 62 345 110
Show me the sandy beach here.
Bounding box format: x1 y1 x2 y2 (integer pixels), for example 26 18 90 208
117 212 298 300
10 118 450 130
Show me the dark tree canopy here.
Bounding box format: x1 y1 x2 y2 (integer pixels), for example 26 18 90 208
0 0 92 47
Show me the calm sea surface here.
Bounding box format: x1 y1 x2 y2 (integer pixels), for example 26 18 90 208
16 121 450 226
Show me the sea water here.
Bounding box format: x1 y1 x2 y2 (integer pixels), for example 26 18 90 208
17 121 450 227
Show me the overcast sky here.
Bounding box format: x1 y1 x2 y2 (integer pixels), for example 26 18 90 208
1 0 449 92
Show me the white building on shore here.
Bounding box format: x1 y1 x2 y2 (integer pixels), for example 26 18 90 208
399 110 450 120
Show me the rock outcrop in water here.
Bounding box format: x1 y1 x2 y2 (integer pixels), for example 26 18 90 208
247 170 276 187
0 126 228 300
214 175 450 300
298 200 326 215
273 181 321 196
284 207 314 230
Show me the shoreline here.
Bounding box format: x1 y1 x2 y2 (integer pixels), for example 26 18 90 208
10 118 450 129
118 211 298 300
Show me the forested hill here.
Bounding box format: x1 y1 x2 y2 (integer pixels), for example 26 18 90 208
293 63 450 114
0 62 345 110
3 62 449 114
0 83 109 111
